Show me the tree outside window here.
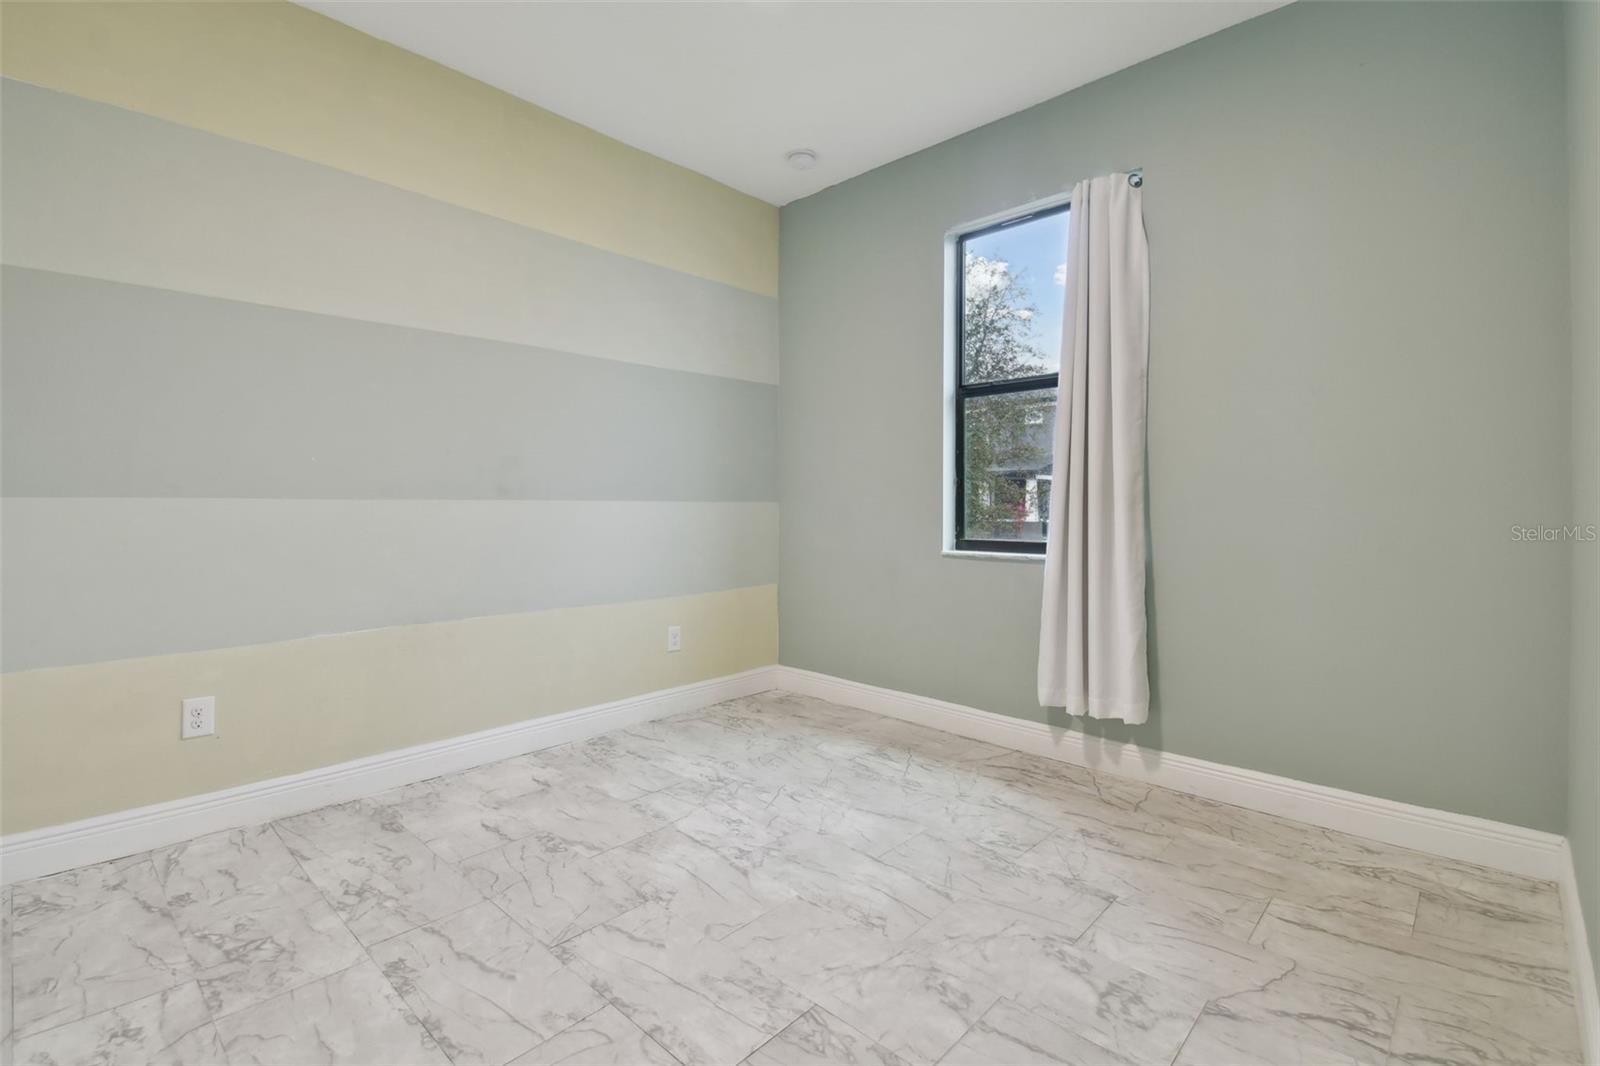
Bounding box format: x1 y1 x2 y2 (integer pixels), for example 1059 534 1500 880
955 205 1067 551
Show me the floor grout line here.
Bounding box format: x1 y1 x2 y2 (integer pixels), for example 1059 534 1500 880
931 993 1001 1065
138 847 238 1065
593 993 689 1066
261 820 459 1064
1245 894 1273 944
1166 1001 1207 1066
1071 893 1117 946
3 855 231 1056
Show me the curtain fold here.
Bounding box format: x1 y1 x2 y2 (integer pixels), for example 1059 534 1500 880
1037 173 1150 723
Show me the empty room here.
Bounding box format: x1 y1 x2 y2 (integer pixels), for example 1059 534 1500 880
1 1 1597 1063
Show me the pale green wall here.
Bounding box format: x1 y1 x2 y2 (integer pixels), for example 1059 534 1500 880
1565 0 1599 961
779 1 1573 831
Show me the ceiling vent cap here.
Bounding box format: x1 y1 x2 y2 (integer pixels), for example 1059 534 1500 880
785 148 819 171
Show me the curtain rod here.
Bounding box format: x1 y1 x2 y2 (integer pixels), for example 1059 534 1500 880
1128 168 1144 188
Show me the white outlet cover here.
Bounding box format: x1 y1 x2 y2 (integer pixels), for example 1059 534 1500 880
181 696 216 739
666 625 682 652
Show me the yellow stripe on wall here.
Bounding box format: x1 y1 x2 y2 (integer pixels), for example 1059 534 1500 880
0 0 779 297
1 584 778 834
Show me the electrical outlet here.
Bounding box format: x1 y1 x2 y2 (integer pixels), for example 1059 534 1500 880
181 696 216 739
666 625 682 653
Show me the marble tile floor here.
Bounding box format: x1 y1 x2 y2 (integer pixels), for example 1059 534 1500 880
0 690 1583 1066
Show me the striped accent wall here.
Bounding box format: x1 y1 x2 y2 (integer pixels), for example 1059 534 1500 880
0 3 781 834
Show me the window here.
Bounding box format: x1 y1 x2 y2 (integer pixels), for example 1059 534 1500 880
953 203 1069 553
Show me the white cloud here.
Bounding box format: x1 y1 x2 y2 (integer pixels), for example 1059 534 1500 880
1053 262 1067 286
965 255 1011 295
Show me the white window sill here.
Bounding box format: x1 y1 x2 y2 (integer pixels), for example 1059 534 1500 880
941 549 1046 564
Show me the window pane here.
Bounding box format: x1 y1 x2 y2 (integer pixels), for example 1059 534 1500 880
962 388 1056 544
961 208 1069 384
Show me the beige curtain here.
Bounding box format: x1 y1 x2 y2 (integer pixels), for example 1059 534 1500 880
1037 172 1150 723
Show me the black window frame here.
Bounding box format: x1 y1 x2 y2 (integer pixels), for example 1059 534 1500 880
953 201 1068 555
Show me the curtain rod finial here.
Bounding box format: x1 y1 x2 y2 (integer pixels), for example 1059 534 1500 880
1127 169 1144 188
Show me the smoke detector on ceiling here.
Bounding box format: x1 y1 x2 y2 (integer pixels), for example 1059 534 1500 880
785 149 819 171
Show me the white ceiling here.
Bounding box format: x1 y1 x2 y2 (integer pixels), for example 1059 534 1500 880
302 1 1286 205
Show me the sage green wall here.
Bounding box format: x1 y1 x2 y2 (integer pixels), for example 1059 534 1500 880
778 1 1574 831
1565 0 1599 961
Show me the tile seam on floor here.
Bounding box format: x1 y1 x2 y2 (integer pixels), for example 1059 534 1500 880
6 854 197 1045
258 819 455 1065
140 844 231 1061
337 819 667 1062
442 894 556 1066
3 980 217 1050
548 1001 682 1066
1166 1001 1207 1066
508 790 812 1059
1244 895 1274 944
439 788 686 873
592 991 691 1066
359 893 490 954
740 1011 794 1064
931 1003 987 1066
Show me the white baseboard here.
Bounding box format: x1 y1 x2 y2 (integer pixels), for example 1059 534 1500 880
1560 842 1600 1066
0 666 776 885
772 665 1569 882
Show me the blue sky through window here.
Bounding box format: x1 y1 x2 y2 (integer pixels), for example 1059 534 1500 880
964 208 1070 374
